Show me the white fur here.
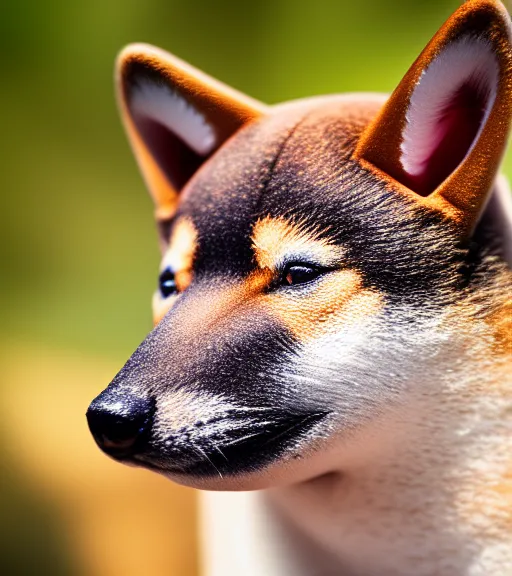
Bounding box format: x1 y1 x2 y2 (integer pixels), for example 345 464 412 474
401 36 499 177
202 304 512 576
273 308 510 575
131 79 217 155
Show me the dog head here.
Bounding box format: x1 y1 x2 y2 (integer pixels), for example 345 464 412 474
87 0 512 490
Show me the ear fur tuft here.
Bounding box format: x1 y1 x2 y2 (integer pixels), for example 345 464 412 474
130 78 218 156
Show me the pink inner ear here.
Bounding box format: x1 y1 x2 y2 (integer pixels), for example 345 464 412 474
406 78 489 196
400 36 498 197
135 115 204 191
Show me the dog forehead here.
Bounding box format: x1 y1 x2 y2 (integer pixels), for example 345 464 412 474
259 98 386 218
174 97 383 272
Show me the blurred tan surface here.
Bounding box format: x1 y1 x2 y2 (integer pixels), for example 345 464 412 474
0 340 198 576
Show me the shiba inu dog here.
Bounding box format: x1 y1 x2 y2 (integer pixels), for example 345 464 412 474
87 1 512 574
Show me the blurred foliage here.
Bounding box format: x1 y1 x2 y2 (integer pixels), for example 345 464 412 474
1 1 511 574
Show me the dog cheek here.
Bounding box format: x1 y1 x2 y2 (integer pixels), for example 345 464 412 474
260 270 383 342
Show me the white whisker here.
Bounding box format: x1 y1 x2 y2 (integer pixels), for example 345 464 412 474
193 445 223 479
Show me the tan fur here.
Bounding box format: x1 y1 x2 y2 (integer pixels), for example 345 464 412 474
153 216 198 324
250 216 383 341
489 295 512 355
252 216 345 270
168 217 198 292
260 272 382 342
158 268 272 339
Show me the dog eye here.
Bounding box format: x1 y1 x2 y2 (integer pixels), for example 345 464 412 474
159 268 178 298
282 264 321 287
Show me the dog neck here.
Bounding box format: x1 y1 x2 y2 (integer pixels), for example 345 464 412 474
268 319 512 576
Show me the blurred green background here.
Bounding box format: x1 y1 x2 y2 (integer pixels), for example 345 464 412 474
1 1 511 574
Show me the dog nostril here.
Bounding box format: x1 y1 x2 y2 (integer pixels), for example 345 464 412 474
86 392 154 459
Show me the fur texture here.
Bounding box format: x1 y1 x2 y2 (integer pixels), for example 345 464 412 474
87 2 512 574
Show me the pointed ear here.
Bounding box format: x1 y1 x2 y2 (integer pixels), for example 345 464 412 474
354 0 512 236
116 44 268 236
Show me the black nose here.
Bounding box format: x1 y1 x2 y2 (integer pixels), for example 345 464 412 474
86 390 154 459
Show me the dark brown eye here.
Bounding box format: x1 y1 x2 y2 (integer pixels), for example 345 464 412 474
282 264 321 287
159 268 177 298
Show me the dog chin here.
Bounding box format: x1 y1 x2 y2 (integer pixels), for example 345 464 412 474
131 410 330 489
141 450 332 491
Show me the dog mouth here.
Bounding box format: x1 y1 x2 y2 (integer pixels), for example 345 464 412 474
133 410 328 477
